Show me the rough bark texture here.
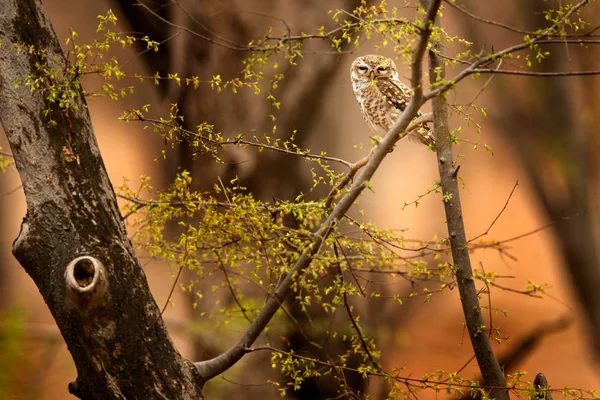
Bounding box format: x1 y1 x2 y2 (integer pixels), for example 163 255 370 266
0 0 204 398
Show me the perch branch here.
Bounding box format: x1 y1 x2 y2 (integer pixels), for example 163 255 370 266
193 0 442 380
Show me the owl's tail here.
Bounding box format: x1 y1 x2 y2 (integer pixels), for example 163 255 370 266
404 124 435 147
417 125 435 147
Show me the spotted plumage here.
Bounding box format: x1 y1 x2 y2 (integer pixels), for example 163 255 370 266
350 54 434 146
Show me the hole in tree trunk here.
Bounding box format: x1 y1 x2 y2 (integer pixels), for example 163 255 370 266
74 259 95 287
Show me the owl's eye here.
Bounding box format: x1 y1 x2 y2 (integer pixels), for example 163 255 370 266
357 66 368 73
377 66 389 72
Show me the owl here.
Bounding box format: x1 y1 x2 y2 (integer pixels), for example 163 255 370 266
350 54 434 146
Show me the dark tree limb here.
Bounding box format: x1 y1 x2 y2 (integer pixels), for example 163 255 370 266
0 0 204 398
419 1 509 398
533 373 553 400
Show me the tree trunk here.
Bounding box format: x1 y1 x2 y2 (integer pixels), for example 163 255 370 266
0 0 204 398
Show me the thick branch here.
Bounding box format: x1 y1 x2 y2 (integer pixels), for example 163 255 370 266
194 0 442 381
420 0 509 398
0 0 204 398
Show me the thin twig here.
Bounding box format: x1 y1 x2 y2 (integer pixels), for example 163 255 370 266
464 59 503 112
333 238 366 297
444 0 530 34
160 264 185 316
215 251 252 324
469 181 519 243
479 263 495 337
175 2 248 48
338 267 380 370
136 0 413 54
134 116 354 168
324 153 371 208
135 1 249 51
488 282 544 299
424 0 593 101
1 184 22 197
475 208 589 248
245 345 586 395
472 68 600 77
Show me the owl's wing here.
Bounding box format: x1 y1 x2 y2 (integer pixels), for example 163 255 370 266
378 79 435 146
376 79 411 112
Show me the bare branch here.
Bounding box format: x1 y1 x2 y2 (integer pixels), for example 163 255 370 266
160 264 185 316
472 68 600 77
463 59 504 111
488 282 544 299
469 181 519 243
444 0 530 35
474 208 590 248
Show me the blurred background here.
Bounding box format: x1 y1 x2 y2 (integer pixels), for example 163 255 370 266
1 0 599 399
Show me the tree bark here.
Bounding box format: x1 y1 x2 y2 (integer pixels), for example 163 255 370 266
420 1 509 398
0 0 204 398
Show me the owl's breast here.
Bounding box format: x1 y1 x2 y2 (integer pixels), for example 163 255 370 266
354 81 400 135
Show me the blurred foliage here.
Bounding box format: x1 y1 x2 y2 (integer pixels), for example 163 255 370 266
0 306 40 400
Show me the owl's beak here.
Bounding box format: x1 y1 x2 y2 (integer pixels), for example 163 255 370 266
369 71 375 80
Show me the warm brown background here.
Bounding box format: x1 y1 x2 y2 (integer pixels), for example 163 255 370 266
1 0 599 399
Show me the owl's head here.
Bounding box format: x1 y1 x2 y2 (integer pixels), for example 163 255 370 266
350 55 399 83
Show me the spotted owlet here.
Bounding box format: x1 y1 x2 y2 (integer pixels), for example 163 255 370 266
350 54 434 146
